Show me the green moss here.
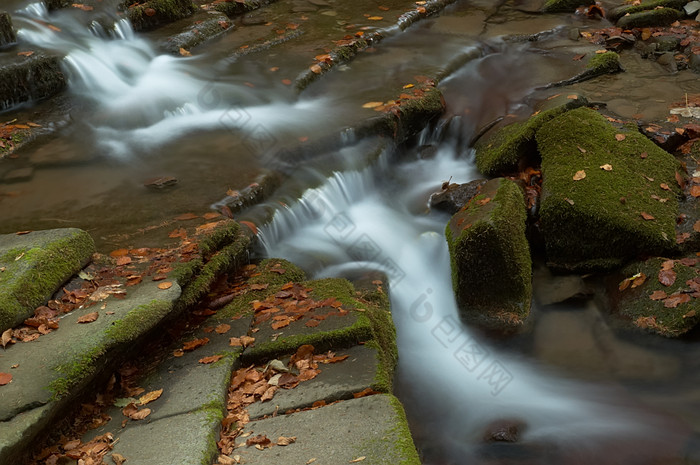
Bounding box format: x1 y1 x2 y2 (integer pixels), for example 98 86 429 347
474 98 586 177
214 0 262 16
446 178 532 329
615 258 700 337
248 258 306 286
616 8 682 28
587 51 621 74
358 395 421 465
609 0 686 20
538 107 680 270
542 0 593 13
48 346 104 399
106 300 173 343
0 229 95 332
198 221 241 258
171 257 203 288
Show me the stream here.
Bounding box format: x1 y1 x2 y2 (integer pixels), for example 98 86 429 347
3 1 700 463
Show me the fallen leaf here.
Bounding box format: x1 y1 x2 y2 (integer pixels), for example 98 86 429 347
1 329 13 348
694 220 700 233
676 171 686 190
229 336 255 347
305 320 320 327
112 453 127 465
215 324 231 334
660 183 671 191
367 16 383 20
281 79 292 85
310 64 322 74
239 221 258 235
199 355 224 364
277 436 297 446
615 134 626 141
138 389 163 405
353 387 379 398
659 268 677 286
179 47 192 57
573 170 586 181
183 337 209 351
640 212 655 220
362 101 384 109
174 213 198 221
157 282 173 290
649 290 667 300
664 293 690 308
129 408 151 420
246 435 271 447
600 164 613 171
683 309 696 319
173 349 184 357
631 273 647 288
77 312 99 324
691 186 700 198
0 372 12 386
350 457 366 463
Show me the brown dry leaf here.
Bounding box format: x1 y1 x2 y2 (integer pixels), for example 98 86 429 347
660 183 671 191
305 319 320 328
683 309 696 319
199 355 224 364
183 337 210 351
691 185 700 197
138 389 163 406
250 284 269 291
615 134 626 141
179 47 192 57
573 170 586 181
659 268 677 287
350 457 367 463
0 372 12 386
277 436 297 446
1 329 13 348
271 319 291 330
310 64 322 74
676 171 686 190
661 260 675 270
281 79 292 85
631 273 646 288
362 101 384 109
17 51 34 57
600 164 613 171
173 349 185 357
640 212 655 220
367 15 383 20
239 221 258 235
649 290 667 300
694 220 700 233
77 312 99 324
246 435 271 447
157 282 173 290
116 256 132 266
130 408 151 420
664 293 691 308
229 336 255 347
112 453 127 465
174 213 198 221
215 324 231 334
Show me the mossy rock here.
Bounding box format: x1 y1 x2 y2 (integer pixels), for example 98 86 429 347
587 51 621 75
537 107 681 271
0 228 95 332
542 0 594 13
0 12 16 47
609 0 687 21
214 0 264 17
0 55 66 110
612 256 700 337
123 0 197 31
474 97 587 177
616 7 683 28
445 178 532 331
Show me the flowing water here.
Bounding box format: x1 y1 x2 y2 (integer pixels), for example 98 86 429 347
3 1 700 463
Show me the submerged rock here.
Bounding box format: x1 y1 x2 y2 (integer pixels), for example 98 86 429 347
0 12 16 47
429 179 487 214
482 419 527 443
445 178 532 331
537 107 680 271
473 97 587 177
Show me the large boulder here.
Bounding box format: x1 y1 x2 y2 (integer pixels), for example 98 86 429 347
445 178 532 331
0 12 15 47
609 0 687 21
537 107 681 271
616 7 683 28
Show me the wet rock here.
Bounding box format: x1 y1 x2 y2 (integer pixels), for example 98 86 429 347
689 51 700 73
0 54 66 111
214 0 269 17
159 12 233 55
616 8 683 29
143 176 178 189
537 107 680 271
539 52 622 90
639 120 686 153
657 52 678 73
121 0 198 32
653 35 681 53
541 0 593 13
608 0 686 21
612 256 700 337
483 419 527 443
211 172 282 215
474 96 587 177
532 265 589 305
0 12 16 48
429 179 487 214
445 178 532 331
2 167 33 183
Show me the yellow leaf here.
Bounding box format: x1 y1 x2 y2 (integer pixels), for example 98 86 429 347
138 389 163 406
362 101 384 109
367 16 383 20
179 47 192 57
573 170 586 181
600 164 613 171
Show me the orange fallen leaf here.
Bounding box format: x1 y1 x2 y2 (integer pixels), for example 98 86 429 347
573 170 586 181
694 220 700 233
229 336 255 347
367 16 383 20
110 248 130 257
199 355 224 364
179 48 191 57
281 79 292 85
600 164 613 171
660 183 671 191
77 312 99 324
277 436 297 446
649 290 667 300
640 212 655 220
183 337 209 351
158 282 173 290
305 320 320 327
139 389 163 405
175 213 198 221
17 51 34 57
239 221 258 235
215 324 231 334
362 101 384 109
0 372 12 386
310 64 322 74
690 185 700 197
615 134 626 141
116 256 132 266
173 349 185 357
664 293 690 308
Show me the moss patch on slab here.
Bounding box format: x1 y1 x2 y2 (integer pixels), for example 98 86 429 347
247 258 306 286
613 257 700 337
106 299 174 344
0 229 95 332
474 98 586 177
358 395 421 465
537 107 681 271
609 0 687 20
616 7 683 28
445 178 532 331
124 0 197 31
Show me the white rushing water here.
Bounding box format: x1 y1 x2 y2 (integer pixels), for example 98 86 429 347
260 131 687 464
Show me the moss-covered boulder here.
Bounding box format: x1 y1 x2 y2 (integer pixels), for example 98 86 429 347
542 0 594 13
0 55 66 110
612 256 700 337
0 228 95 332
445 178 532 331
609 0 687 21
616 7 683 28
474 97 587 177
0 12 16 47
122 0 197 31
537 107 681 271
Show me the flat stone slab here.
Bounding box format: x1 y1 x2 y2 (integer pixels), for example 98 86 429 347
234 394 420 465
0 228 95 332
247 344 382 419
